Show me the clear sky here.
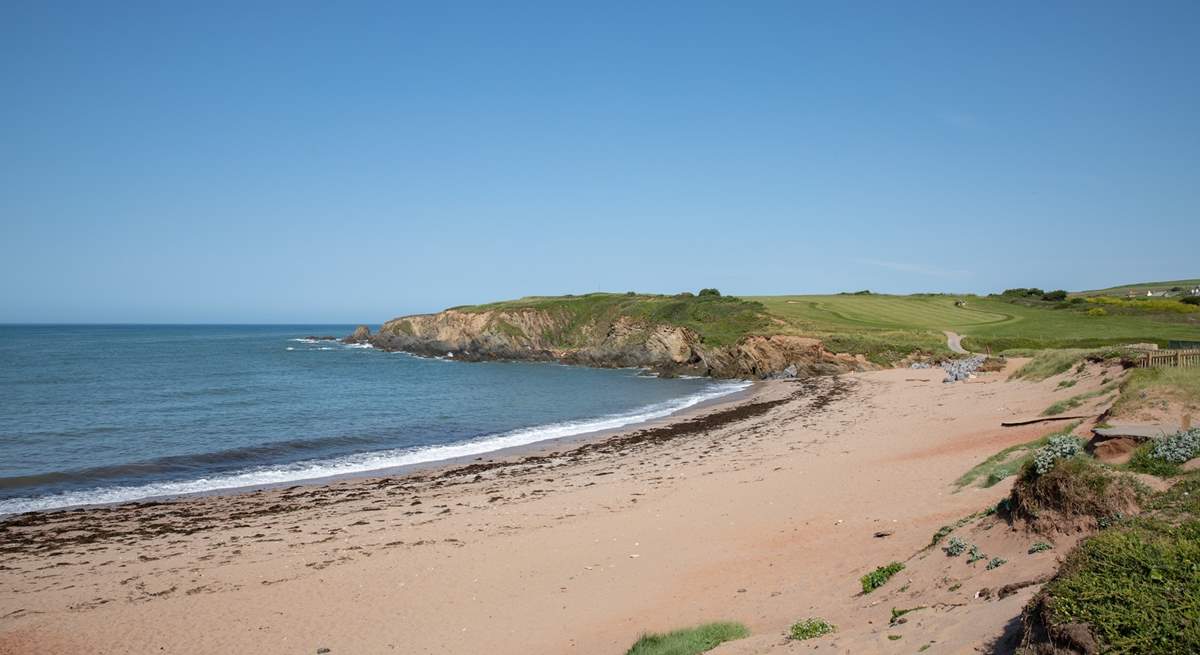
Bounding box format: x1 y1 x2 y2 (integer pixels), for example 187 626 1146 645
2 1 1197 323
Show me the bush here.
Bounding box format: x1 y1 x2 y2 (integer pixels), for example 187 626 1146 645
1151 428 1200 464
697 288 721 297
1183 296 1200 306
1042 290 1068 302
1087 307 1107 317
1032 436 1083 475
1028 542 1053 554
788 618 836 641
626 622 749 655
943 537 967 557
860 562 905 593
986 557 1007 570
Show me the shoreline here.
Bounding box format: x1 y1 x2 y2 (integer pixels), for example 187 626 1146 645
0 377 762 518
3 362 1113 655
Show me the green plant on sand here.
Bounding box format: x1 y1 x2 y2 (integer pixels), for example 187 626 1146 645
788 618 836 641
625 622 749 655
860 561 905 593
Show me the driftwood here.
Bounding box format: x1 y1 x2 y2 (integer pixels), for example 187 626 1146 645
1001 415 1091 427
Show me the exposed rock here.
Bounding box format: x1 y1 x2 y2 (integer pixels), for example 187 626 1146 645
342 325 372 344
304 335 338 341
365 309 874 379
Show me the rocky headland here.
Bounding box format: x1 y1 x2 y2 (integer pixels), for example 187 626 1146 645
347 300 875 379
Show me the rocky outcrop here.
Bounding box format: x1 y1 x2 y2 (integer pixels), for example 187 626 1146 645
343 325 372 344
363 309 874 379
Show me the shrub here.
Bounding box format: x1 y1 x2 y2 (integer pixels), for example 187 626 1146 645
968 544 987 564
986 557 1007 570
1032 436 1083 475
1028 542 1053 554
1087 307 1107 317
1183 296 1200 306
1150 428 1200 464
943 537 967 557
626 622 749 655
860 562 905 593
697 288 721 297
788 618 836 641
1042 290 1068 302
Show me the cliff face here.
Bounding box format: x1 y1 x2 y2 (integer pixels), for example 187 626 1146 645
361 308 873 379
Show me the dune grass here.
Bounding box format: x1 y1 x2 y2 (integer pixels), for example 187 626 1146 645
954 424 1080 490
1110 367 1200 417
625 622 749 655
1041 382 1119 416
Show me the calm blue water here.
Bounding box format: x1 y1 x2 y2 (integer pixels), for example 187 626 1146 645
0 325 747 515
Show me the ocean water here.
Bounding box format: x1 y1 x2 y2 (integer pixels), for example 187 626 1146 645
0 325 748 515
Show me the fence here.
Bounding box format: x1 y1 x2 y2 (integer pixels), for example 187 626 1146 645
1137 349 1200 369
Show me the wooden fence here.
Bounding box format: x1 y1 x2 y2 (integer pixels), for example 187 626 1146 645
1137 349 1200 369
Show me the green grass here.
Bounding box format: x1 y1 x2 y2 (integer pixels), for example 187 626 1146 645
1075 278 1200 297
752 294 1200 354
625 622 750 655
954 424 1079 490
860 561 905 593
890 606 925 624
788 618 836 641
1126 443 1184 477
433 289 1199 364
1041 382 1118 416
1110 367 1200 418
1036 520 1200 653
456 292 770 347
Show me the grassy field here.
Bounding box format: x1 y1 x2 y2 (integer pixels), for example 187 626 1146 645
1074 278 1200 297
752 294 1200 352
443 284 1199 362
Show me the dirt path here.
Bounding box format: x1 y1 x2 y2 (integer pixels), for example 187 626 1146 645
945 330 969 354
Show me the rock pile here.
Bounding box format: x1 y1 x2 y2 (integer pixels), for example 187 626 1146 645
942 355 986 383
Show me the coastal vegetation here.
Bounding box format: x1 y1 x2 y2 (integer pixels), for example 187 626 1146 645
1021 472 1200 653
624 621 749 655
860 561 905 593
371 279 1198 377
788 617 836 641
954 423 1081 490
1110 366 1200 417
454 291 769 348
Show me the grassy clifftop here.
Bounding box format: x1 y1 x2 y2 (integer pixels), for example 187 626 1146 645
450 292 770 348
427 288 1199 365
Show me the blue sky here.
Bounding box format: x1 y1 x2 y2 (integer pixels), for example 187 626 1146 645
2 1 1197 322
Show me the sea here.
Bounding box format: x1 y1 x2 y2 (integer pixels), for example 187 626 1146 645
0 325 748 515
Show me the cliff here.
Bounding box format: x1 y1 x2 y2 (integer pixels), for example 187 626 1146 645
355 293 875 379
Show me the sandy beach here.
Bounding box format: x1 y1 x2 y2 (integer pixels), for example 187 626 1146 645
0 361 1121 654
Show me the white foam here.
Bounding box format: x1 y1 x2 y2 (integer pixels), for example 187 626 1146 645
0 381 751 516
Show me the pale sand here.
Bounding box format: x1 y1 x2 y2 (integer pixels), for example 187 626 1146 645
0 361 1124 654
